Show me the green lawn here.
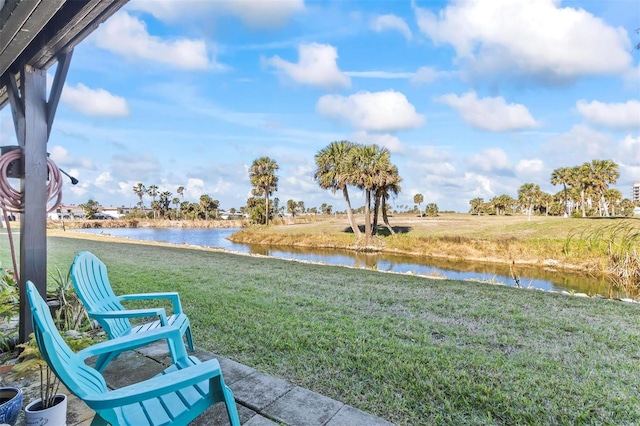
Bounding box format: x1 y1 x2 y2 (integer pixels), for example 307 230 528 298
7 235 640 425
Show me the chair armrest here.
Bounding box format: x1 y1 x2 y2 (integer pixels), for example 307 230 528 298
83 359 221 410
118 292 184 314
77 326 188 363
90 308 168 325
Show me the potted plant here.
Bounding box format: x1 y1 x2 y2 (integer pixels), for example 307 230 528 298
8 268 94 426
9 334 67 426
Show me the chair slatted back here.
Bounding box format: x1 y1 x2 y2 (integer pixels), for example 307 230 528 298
26 281 108 399
71 251 132 338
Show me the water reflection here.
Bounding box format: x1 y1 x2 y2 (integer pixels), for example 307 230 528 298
75 227 618 297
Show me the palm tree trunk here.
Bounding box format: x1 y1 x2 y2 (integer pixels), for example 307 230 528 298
364 190 372 243
372 193 381 236
562 184 568 218
580 188 586 217
600 194 609 217
265 193 270 225
343 187 361 238
381 197 395 235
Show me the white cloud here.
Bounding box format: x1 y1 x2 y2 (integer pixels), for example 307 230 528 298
544 124 614 162
316 90 424 132
436 91 539 132
620 135 640 162
95 172 113 187
62 83 129 117
265 43 350 89
467 148 511 173
93 12 216 71
371 14 412 40
48 145 96 170
516 159 544 174
576 99 640 130
350 131 404 153
414 0 632 80
464 172 495 197
515 158 545 183
127 0 304 29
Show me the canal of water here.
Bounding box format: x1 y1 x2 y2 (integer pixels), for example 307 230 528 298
75 227 617 297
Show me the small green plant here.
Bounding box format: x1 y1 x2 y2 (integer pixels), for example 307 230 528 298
0 267 18 322
10 332 95 409
47 267 88 331
0 266 19 351
11 334 60 409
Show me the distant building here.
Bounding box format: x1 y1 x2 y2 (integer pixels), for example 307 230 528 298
633 182 640 203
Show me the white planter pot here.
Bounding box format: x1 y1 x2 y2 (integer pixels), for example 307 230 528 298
24 393 67 426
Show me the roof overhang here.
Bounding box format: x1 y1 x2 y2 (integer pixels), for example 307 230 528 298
0 0 128 109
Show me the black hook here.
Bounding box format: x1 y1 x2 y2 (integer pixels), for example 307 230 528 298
59 168 79 185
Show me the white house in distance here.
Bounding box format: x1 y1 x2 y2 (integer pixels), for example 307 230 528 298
46 205 137 220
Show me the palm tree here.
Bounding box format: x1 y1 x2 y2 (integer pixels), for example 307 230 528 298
375 164 402 235
172 197 181 219
158 191 172 217
199 195 212 220
413 193 424 211
314 141 361 238
132 183 146 210
517 183 541 221
249 157 279 225
538 192 553 216
551 167 572 217
349 144 390 242
604 188 623 216
177 186 185 202
587 159 619 217
287 199 297 218
568 165 591 218
469 197 484 215
147 185 159 218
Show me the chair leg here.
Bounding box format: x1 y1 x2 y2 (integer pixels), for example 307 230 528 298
185 326 194 351
95 351 119 372
223 385 241 426
210 376 240 426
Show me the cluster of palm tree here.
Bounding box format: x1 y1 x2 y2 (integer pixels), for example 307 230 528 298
469 159 636 218
248 157 279 225
130 183 222 220
314 140 402 243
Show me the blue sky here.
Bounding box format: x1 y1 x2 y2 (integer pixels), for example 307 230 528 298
2 0 639 213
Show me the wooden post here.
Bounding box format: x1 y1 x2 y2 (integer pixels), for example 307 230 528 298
18 65 48 343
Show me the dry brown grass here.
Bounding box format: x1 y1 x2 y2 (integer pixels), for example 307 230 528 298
230 213 640 274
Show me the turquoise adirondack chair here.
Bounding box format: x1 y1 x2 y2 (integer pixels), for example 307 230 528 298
70 251 194 371
26 281 240 426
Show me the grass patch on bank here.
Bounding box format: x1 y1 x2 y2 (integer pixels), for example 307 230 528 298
11 235 638 425
231 214 640 275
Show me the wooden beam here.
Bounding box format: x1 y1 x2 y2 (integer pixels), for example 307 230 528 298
19 65 48 343
47 49 72 138
0 0 65 77
4 71 24 145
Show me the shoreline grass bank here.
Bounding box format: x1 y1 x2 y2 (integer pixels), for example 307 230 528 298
7 234 640 425
228 214 640 275
48 214 640 273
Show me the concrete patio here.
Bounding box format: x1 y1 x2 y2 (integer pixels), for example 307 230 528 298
5 340 395 426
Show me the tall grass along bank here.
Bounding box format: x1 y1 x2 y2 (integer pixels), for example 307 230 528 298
7 235 640 425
